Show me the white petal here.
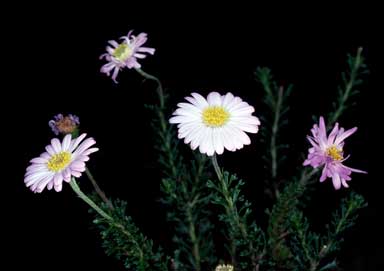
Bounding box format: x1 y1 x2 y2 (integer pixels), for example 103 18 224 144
207 92 222 106
54 173 63 186
190 128 205 150
169 115 198 124
51 138 62 153
81 148 99 156
40 152 50 159
30 157 48 164
54 183 63 192
230 105 255 116
73 138 96 157
221 127 236 151
190 93 209 109
36 175 54 192
224 126 243 149
175 108 201 118
178 122 201 134
69 133 87 152
205 129 215 156
222 92 235 107
198 128 210 154
71 171 82 178
176 102 202 114
226 97 243 111
231 121 259 133
212 128 224 155
231 116 260 125
228 124 251 145
62 134 72 151
183 124 204 144
45 145 56 156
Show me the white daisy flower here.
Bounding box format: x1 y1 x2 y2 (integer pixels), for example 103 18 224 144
24 133 99 193
170 92 260 156
215 264 234 271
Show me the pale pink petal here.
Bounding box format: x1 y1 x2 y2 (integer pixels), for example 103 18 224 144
62 134 72 151
51 138 62 153
334 127 358 146
30 157 47 164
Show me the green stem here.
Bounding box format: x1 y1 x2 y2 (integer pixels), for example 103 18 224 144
136 68 178 179
329 47 363 125
69 178 112 221
310 203 355 271
211 155 236 265
70 178 146 267
212 155 258 269
271 87 283 180
186 206 201 271
299 168 319 186
85 168 114 210
135 68 164 109
212 154 223 181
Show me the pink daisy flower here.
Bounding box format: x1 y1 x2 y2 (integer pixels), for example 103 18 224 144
24 134 99 193
100 30 155 83
303 116 366 190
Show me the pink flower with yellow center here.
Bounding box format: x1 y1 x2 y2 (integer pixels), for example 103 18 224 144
24 134 98 193
100 30 155 83
303 116 366 190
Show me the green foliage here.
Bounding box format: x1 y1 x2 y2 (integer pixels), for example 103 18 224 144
255 67 293 199
90 198 169 271
266 180 306 269
150 96 216 271
84 49 368 270
208 170 265 270
287 192 367 271
328 47 368 125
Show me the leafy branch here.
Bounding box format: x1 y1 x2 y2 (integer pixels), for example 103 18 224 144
255 67 293 199
328 47 367 125
208 156 265 270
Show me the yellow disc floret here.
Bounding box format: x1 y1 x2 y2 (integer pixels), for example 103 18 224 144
326 146 343 161
47 152 71 172
112 43 133 61
202 106 230 127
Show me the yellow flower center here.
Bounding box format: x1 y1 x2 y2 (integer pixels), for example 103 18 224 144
202 106 230 127
112 43 133 61
47 152 71 172
326 146 343 161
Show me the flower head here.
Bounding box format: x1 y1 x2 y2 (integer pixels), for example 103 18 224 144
170 92 260 156
303 116 366 189
49 114 80 135
24 133 98 193
215 264 234 271
100 30 155 83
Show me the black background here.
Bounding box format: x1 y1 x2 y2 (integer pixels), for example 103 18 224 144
5 4 383 270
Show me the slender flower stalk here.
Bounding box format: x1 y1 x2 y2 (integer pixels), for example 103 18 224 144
135 68 164 109
85 168 114 210
69 178 112 221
